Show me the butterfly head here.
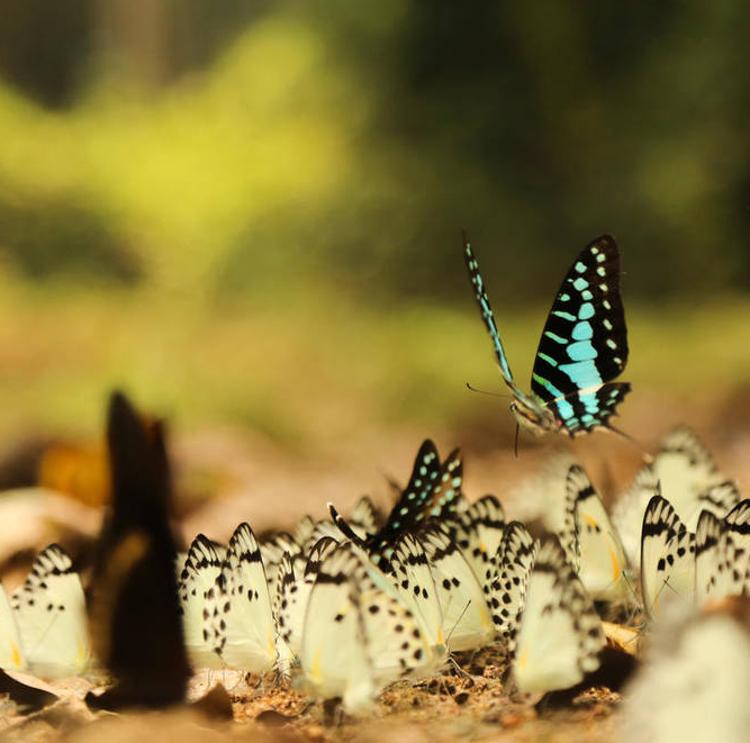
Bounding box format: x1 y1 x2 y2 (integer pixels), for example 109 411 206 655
509 395 556 435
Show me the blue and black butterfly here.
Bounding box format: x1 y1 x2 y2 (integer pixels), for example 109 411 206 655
328 439 463 567
464 233 631 438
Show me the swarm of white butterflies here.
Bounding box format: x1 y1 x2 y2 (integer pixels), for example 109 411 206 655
1 427 746 718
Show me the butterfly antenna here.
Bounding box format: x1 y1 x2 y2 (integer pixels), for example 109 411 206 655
465 382 512 400
326 503 367 549
445 599 472 646
514 424 520 458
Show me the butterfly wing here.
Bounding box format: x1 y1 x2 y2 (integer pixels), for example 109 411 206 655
513 537 604 694
390 533 446 666
0 586 25 672
10 544 90 678
463 235 518 390
653 427 730 523
299 546 376 713
487 521 537 651
640 495 696 619
332 441 463 563
349 496 380 537
208 523 276 673
178 534 225 669
275 536 338 667
420 524 494 652
566 465 631 603
612 464 661 569
530 235 629 433
456 494 506 580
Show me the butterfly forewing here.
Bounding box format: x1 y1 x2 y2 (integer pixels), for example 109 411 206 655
299 546 376 713
513 537 604 694
463 236 516 387
487 521 536 651
11 544 90 678
420 524 494 651
208 523 277 673
640 495 696 619
530 235 629 433
565 465 631 602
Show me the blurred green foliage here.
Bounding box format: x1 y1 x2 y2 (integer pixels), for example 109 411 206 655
0 1 748 444
0 1 748 303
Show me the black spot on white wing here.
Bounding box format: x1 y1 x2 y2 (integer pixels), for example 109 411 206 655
488 522 536 649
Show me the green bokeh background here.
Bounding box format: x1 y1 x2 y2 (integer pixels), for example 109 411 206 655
0 1 748 449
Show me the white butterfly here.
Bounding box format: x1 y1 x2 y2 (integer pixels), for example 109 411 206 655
485 521 536 651
388 533 448 669
10 544 90 679
560 465 632 603
640 494 696 620
274 536 338 672
694 500 750 606
513 537 604 694
621 604 750 743
260 532 302 602
419 523 494 652
452 494 506 580
614 427 740 568
178 534 226 670
0 585 25 672
299 542 427 713
207 522 277 673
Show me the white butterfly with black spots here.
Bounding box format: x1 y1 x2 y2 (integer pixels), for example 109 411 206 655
694 500 750 606
560 465 632 603
640 494 696 620
207 522 277 673
299 542 427 713
274 536 338 674
485 521 536 651
177 534 226 669
614 427 740 568
10 544 90 679
419 523 494 652
513 537 604 694
388 532 447 670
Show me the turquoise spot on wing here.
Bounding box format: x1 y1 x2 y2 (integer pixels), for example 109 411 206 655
571 321 593 341
575 261 586 273
573 277 589 291
537 351 557 367
532 374 574 420
552 310 576 322
544 331 567 344
578 302 595 320
567 341 597 361
558 359 602 388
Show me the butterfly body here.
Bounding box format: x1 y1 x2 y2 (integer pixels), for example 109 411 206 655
464 234 631 437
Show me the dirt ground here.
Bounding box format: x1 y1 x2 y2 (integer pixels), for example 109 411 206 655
0 396 748 743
